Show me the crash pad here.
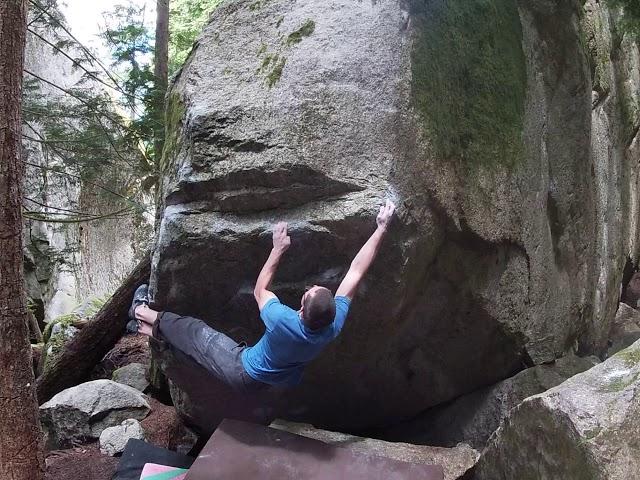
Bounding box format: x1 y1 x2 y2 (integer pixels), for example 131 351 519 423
140 463 188 479
114 439 194 480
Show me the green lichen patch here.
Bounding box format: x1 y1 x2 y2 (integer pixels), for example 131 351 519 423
259 53 277 71
607 0 640 39
614 346 640 367
286 19 315 46
256 52 286 87
266 56 287 87
249 0 270 11
583 426 603 440
602 371 639 392
618 86 640 144
410 0 526 170
255 17 315 88
581 9 612 96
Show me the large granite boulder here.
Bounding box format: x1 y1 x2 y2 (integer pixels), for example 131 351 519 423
473 338 640 479
382 354 599 449
40 380 150 448
151 0 640 431
271 420 478 480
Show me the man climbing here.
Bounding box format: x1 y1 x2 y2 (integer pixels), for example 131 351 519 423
129 199 396 393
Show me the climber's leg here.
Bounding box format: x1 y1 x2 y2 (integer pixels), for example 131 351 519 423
144 309 268 394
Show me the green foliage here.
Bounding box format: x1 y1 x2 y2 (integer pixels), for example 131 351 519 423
84 295 109 317
102 3 157 163
169 0 223 74
23 0 152 223
410 0 526 170
608 0 640 38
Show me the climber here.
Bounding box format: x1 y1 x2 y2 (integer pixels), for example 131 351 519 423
127 199 396 394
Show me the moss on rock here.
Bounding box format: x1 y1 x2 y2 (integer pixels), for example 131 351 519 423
42 313 81 373
266 56 287 87
581 6 613 96
160 92 186 174
410 0 526 170
613 344 640 367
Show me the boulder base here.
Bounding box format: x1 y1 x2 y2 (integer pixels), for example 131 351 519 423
473 339 640 479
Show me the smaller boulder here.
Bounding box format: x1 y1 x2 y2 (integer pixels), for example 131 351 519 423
40 379 150 449
606 302 640 358
99 419 146 456
42 317 80 373
112 363 149 392
270 420 478 480
473 338 640 479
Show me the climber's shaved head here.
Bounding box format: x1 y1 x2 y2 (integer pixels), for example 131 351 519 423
300 285 336 330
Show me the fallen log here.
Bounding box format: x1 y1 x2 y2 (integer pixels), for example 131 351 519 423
36 255 151 404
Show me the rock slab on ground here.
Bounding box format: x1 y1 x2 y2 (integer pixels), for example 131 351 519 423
112 362 149 392
40 379 150 448
271 420 478 480
383 354 599 449
473 338 640 479
99 419 145 456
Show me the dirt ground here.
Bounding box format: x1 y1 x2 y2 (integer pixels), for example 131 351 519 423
45 443 118 480
91 334 151 380
46 334 190 479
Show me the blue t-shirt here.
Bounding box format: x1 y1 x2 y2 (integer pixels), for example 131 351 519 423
241 296 351 386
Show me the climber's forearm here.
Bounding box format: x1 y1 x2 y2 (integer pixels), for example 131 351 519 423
350 226 387 275
254 247 285 299
336 226 388 299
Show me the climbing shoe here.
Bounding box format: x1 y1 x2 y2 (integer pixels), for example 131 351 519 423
127 284 149 333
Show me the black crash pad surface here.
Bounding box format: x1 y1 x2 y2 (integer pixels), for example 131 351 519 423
113 439 194 480
185 419 444 480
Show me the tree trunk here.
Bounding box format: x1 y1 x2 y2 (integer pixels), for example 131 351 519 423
0 1 46 479
36 255 150 404
153 0 169 163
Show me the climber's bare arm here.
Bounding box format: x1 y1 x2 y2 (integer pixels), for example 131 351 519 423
254 222 291 310
336 200 395 300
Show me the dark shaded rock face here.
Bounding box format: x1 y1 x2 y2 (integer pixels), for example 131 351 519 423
623 272 640 308
380 355 598 450
152 0 640 432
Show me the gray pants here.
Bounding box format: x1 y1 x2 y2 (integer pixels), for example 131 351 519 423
154 311 269 395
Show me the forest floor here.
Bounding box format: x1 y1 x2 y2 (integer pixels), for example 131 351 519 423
46 443 118 480
44 334 184 480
